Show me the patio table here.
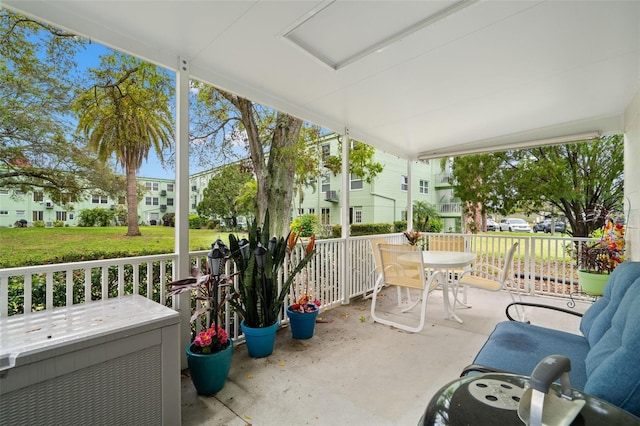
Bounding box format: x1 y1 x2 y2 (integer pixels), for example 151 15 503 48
421 250 476 323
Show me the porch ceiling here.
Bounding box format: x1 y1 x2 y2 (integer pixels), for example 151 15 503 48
4 1 639 159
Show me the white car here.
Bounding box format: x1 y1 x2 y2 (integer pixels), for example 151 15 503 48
499 218 532 232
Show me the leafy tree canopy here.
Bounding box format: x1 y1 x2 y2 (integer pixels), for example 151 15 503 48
196 163 254 228
449 135 624 237
0 9 124 202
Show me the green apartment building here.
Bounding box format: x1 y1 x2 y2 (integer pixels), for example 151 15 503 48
0 177 176 228
1 134 462 231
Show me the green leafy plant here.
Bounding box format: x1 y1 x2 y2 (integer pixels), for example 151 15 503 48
228 212 316 328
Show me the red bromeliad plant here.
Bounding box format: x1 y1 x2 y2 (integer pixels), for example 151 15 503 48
167 238 234 354
286 231 320 313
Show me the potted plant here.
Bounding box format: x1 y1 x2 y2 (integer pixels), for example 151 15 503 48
403 229 421 246
228 212 316 357
284 232 320 339
576 212 626 295
167 239 234 395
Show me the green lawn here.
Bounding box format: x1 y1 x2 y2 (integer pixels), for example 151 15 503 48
0 226 239 268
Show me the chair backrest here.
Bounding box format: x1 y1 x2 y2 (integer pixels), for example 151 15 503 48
498 242 519 284
369 237 388 275
428 235 468 252
378 244 424 290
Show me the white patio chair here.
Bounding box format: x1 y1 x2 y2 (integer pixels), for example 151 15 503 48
370 244 444 333
454 242 524 320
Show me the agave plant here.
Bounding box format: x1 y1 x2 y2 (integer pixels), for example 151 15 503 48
228 212 316 328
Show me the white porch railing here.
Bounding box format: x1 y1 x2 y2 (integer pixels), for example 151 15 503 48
0 233 597 342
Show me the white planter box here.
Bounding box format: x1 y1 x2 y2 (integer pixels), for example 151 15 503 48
0 295 180 425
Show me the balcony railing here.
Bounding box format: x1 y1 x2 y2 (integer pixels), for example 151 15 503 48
0 233 596 343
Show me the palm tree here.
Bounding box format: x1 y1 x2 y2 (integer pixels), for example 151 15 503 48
74 53 173 236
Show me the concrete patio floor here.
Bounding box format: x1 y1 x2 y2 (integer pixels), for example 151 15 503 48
180 287 589 426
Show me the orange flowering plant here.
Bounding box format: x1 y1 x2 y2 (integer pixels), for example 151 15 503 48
578 212 626 274
286 231 320 313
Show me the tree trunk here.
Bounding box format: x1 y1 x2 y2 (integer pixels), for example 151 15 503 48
228 92 303 237
264 113 302 236
125 164 141 236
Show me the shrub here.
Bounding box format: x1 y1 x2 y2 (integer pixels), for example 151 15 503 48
53 220 64 227
78 208 115 227
188 214 202 229
33 220 45 228
351 223 393 236
290 214 321 237
162 212 175 227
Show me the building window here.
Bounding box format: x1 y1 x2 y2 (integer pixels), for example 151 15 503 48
0 210 8 215
167 183 174 192
401 210 407 221
309 208 315 214
56 211 67 221
321 208 330 225
145 197 152 205
145 197 159 206
298 208 304 215
321 144 330 162
118 196 125 204
16 210 25 215
351 207 363 224
321 174 330 193
33 191 44 202
167 198 174 206
33 211 43 221
350 174 363 191
191 203 196 209
145 182 159 191
401 175 408 191
92 194 108 204
419 179 429 194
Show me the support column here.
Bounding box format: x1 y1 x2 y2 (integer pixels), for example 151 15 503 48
407 160 413 230
624 89 640 261
340 128 350 303
175 57 191 368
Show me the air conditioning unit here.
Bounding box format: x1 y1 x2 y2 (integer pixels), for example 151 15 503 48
44 201 54 209
160 205 167 211
325 190 339 202
160 190 167 196
0 295 180 425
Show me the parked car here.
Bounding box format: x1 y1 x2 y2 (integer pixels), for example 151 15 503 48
547 219 567 233
486 218 498 231
533 220 548 233
533 218 567 233
499 218 532 232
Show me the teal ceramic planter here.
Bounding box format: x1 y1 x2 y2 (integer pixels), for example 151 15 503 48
286 304 319 339
241 320 279 358
186 339 233 395
578 270 610 296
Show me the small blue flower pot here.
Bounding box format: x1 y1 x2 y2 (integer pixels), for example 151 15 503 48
286 304 319 339
241 320 279 358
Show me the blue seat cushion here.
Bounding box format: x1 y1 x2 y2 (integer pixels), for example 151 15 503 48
584 276 640 416
580 262 640 345
472 321 590 389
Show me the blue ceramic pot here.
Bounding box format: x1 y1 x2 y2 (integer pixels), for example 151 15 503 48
186 338 233 395
241 320 279 358
286 304 319 339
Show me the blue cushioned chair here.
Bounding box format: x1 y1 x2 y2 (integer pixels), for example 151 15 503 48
463 261 640 416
